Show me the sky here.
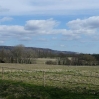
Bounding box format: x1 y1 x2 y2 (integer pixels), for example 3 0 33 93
0 0 99 54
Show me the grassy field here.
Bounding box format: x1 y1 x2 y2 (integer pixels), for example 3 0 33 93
0 63 99 87
36 58 57 64
0 62 99 99
1 79 99 99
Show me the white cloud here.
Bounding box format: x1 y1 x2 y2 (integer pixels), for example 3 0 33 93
67 16 99 30
0 6 9 13
60 45 65 47
0 40 4 44
62 34 81 41
25 18 58 31
66 16 99 36
52 37 57 40
20 37 31 41
0 16 99 43
0 0 99 15
0 19 59 43
0 17 13 22
0 25 24 34
37 38 48 42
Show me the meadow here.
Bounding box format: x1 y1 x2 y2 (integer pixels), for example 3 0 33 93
0 59 99 99
0 62 99 89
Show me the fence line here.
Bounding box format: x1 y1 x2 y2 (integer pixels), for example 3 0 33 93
0 67 99 87
43 71 45 87
1 67 4 79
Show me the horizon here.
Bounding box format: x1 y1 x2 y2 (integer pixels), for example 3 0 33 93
0 0 99 54
0 45 96 54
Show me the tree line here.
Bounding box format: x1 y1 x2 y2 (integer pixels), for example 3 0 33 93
0 45 37 64
0 45 99 66
57 54 99 66
46 53 99 66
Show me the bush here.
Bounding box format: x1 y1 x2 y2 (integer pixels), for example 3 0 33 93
45 60 57 65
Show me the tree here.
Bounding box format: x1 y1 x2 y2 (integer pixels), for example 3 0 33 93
0 47 6 63
12 44 25 63
25 49 37 64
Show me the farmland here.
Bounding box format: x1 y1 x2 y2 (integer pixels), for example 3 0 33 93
0 63 99 88
0 61 99 99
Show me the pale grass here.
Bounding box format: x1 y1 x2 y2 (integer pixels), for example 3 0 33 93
0 63 99 88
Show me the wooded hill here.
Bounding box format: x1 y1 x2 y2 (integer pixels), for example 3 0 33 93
0 45 77 55
0 45 99 66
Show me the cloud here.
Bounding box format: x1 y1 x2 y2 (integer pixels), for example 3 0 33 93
0 0 99 15
0 19 58 43
0 17 13 22
24 18 59 34
62 35 81 41
60 45 65 47
20 37 31 41
67 16 99 30
0 40 4 44
0 6 9 13
25 18 58 31
0 25 26 40
52 37 57 40
66 16 99 36
0 18 60 43
37 38 48 42
0 16 99 43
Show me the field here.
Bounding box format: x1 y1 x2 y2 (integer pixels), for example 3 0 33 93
0 63 99 88
0 61 99 99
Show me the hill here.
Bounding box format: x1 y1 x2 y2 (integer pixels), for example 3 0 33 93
0 45 77 55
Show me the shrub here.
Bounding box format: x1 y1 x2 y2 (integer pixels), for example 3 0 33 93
45 60 57 65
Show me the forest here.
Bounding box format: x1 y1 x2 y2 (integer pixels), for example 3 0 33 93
0 44 99 66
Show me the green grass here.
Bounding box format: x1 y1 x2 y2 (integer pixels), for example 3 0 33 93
0 63 99 70
36 58 56 64
1 63 99 98
0 79 99 99
1 63 99 88
1 66 99 88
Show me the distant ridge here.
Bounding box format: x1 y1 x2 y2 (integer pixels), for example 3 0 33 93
0 46 78 55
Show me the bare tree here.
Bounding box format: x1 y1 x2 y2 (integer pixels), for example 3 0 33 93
25 49 37 64
12 44 25 63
